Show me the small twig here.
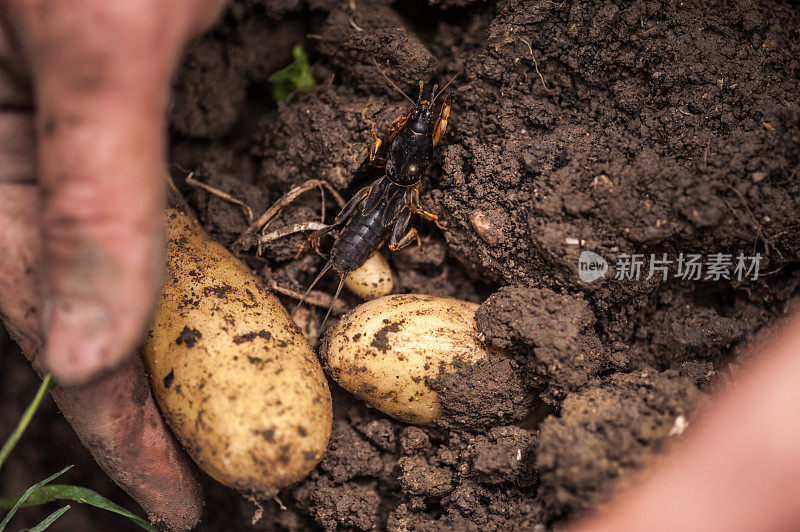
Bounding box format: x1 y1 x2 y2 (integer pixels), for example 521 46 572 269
260 222 328 245
721 196 765 255
306 34 336 44
250 501 264 526
270 282 348 314
349 17 364 32
273 496 287 511
322 181 346 208
184 172 254 225
233 179 344 254
762 263 789 276
520 37 551 93
319 185 326 224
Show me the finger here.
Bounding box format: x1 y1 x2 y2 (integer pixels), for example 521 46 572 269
5 1 221 384
0 14 39 345
0 17 34 188
0 185 204 530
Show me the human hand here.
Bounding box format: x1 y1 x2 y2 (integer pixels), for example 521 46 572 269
570 307 800 532
0 0 224 528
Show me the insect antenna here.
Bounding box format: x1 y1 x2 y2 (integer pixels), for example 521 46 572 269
294 259 334 316
320 273 348 331
432 71 460 104
371 56 415 104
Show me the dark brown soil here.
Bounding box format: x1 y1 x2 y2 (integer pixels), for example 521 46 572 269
3 0 800 530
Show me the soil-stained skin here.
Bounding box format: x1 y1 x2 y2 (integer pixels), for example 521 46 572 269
130 0 800 529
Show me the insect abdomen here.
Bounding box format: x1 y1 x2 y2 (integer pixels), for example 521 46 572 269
332 208 388 273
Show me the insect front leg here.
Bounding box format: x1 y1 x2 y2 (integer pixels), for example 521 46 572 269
408 187 447 230
386 109 412 143
368 121 385 167
432 94 452 147
388 209 422 251
369 110 411 168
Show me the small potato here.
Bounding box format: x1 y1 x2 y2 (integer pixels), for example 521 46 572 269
323 294 504 425
142 209 332 496
344 252 394 299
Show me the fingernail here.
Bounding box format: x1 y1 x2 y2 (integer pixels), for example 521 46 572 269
44 298 113 385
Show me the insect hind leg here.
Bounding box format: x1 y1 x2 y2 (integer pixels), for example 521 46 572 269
295 184 372 259
388 227 422 252
388 209 422 252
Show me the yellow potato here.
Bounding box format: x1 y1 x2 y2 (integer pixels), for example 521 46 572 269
344 252 394 299
323 294 499 425
142 209 332 496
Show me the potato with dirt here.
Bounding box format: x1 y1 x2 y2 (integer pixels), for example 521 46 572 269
323 294 523 426
141 208 332 495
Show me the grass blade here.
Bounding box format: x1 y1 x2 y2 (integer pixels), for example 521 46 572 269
0 465 72 531
27 504 70 532
0 374 54 470
0 485 154 532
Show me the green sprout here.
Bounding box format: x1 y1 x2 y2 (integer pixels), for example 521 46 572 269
269 44 317 103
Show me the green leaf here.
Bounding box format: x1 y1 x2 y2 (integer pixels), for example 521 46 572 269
268 43 317 102
27 504 70 532
0 465 72 531
0 485 155 532
0 374 54 470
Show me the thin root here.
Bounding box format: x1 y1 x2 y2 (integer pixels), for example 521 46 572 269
260 222 328 246
273 496 287 512
182 169 255 224
232 179 345 254
270 282 348 314
520 37 551 93
349 16 364 32
726 184 777 257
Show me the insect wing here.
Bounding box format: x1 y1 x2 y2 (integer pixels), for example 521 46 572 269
361 177 390 215
382 187 408 228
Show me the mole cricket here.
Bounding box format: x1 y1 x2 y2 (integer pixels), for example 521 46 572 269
236 63 457 328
